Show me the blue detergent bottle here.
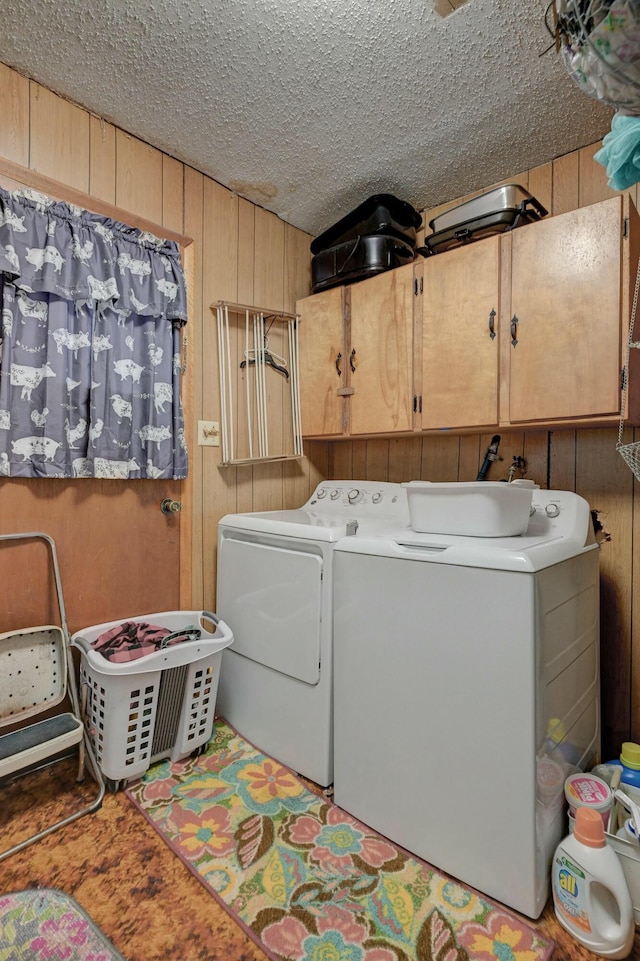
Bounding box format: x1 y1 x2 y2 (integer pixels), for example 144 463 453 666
607 742 640 804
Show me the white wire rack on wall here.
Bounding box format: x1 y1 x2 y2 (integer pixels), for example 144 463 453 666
213 301 304 467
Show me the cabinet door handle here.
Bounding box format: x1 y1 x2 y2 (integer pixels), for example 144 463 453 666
336 352 342 377
350 348 357 372
510 315 519 348
489 309 496 340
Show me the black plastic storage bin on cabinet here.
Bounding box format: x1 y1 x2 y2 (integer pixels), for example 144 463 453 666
311 234 415 293
311 194 423 255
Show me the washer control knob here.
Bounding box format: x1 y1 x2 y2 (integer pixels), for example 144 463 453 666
316 488 327 499
545 503 560 518
348 489 362 504
372 492 382 504
330 489 341 500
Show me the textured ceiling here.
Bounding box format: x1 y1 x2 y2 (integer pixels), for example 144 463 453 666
0 0 613 236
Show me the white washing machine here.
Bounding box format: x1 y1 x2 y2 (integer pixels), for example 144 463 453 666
216 481 409 786
333 488 600 918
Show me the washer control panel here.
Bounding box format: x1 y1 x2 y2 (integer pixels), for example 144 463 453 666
306 481 408 522
527 489 595 544
530 493 564 518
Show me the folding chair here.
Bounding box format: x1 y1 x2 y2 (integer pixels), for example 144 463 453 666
0 532 105 862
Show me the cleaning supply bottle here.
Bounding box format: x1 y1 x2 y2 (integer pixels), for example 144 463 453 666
607 743 640 804
543 717 581 766
552 807 634 958
616 818 639 844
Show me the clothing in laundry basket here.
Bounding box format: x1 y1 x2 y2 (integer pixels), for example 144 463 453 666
93 620 201 662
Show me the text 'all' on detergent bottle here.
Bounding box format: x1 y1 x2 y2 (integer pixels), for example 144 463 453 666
552 807 635 958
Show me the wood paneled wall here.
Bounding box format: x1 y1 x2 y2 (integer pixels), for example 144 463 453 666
191 180 329 605
326 149 640 759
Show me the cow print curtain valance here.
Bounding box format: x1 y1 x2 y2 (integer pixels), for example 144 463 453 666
0 185 188 479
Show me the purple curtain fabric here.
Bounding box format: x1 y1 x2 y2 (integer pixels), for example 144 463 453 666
0 186 188 479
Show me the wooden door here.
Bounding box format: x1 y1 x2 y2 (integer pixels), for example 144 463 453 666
508 197 623 424
349 264 415 435
1 479 182 635
297 286 346 437
421 237 500 430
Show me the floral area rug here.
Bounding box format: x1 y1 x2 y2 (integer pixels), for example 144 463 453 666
0 888 126 960
127 721 554 961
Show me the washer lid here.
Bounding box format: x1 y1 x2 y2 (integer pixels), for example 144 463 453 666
335 490 598 572
334 532 598 572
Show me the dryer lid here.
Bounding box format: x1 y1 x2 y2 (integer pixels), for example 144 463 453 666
219 509 350 542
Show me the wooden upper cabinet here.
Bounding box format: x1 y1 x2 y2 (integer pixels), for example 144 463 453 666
297 285 346 436
506 197 625 424
297 195 638 439
421 236 500 430
349 262 415 435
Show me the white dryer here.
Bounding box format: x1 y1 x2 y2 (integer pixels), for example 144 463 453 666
216 481 409 786
333 488 600 918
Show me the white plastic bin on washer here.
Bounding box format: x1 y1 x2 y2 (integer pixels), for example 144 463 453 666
71 610 233 790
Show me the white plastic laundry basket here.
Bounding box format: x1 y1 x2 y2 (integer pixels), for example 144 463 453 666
71 610 233 790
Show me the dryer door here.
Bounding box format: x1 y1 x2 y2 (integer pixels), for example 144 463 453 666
217 537 322 684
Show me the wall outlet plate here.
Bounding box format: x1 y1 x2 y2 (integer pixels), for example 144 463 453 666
198 420 220 446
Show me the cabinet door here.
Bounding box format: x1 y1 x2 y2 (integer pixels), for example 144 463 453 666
508 197 623 424
297 286 346 436
349 263 415 435
421 236 500 430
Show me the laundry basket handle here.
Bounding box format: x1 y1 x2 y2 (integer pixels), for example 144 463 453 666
72 635 92 655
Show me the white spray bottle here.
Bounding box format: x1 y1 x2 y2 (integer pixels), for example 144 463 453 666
552 806 635 958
